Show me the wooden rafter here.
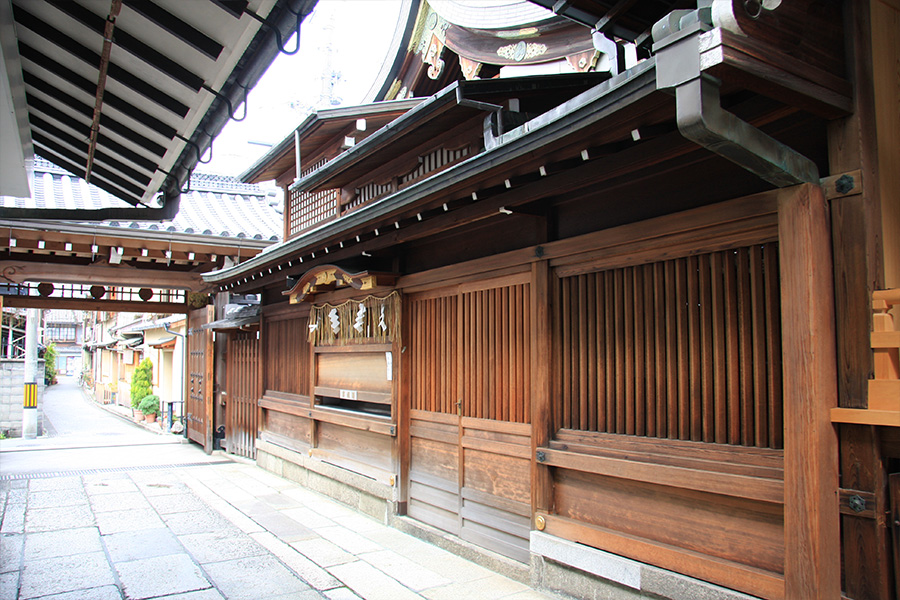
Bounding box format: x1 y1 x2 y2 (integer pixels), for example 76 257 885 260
85 0 123 185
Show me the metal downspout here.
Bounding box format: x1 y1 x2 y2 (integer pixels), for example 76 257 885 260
655 23 819 187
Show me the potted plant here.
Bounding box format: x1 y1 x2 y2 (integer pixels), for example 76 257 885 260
130 358 152 420
138 395 160 424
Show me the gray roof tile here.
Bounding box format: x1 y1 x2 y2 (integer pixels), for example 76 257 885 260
2 157 282 242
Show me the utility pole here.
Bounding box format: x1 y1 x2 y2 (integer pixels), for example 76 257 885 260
22 308 39 438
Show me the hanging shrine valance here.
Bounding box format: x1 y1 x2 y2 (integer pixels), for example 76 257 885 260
308 291 401 345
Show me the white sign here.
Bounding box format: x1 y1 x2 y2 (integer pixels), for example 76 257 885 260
385 351 393 381
339 389 358 400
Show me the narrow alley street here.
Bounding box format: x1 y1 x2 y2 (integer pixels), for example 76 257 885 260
0 381 552 600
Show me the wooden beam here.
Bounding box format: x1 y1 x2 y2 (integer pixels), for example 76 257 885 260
777 183 840 599
0 261 207 291
85 0 123 184
2 295 189 314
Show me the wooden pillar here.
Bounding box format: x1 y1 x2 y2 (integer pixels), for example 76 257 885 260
827 1 893 596
778 183 841 599
531 260 553 517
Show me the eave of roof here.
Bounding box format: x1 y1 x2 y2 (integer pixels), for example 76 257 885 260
204 59 659 285
0 0 318 220
240 98 424 184
526 0 695 44
292 72 611 195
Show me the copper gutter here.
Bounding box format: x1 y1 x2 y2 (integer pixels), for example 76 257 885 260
85 0 122 185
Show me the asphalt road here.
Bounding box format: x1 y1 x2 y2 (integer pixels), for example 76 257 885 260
0 376 221 478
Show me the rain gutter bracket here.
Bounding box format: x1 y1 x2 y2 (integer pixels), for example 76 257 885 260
654 21 819 187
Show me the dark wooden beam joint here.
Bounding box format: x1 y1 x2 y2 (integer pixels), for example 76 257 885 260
821 170 863 201
839 488 877 519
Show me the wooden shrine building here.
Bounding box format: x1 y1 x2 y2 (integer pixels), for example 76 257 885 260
202 1 900 599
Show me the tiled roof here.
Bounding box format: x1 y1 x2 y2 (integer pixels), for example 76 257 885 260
2 157 283 242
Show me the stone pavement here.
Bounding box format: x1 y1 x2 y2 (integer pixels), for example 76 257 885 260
1 458 555 600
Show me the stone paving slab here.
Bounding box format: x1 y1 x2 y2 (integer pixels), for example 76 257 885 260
25 504 94 533
89 491 152 513
250 530 341 591
0 533 23 573
178 529 268 564
18 551 115 599
23 527 103 561
103 527 184 563
115 553 211 600
201 554 317 600
25 489 88 510
94 507 164 535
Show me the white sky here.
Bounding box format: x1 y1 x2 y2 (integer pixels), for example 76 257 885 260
205 0 404 177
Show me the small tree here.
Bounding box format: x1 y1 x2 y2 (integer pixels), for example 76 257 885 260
131 358 153 409
42 342 58 385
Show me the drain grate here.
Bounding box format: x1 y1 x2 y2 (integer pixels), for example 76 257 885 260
0 460 234 481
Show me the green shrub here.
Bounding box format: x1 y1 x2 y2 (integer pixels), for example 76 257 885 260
130 358 153 409
138 394 160 416
42 343 58 384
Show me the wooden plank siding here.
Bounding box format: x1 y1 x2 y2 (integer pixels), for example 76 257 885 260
226 330 260 459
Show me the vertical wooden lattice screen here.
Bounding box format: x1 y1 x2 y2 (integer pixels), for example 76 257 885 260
462 282 531 423
409 281 531 422
226 331 260 459
263 316 309 395
410 294 458 414
554 245 782 448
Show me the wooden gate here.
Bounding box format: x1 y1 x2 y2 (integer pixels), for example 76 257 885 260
187 306 214 451
225 330 260 459
408 273 532 562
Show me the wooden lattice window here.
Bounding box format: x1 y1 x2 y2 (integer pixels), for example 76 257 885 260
287 158 339 239
553 244 782 448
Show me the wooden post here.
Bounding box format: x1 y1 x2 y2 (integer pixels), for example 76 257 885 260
531 260 553 516
778 183 841 599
